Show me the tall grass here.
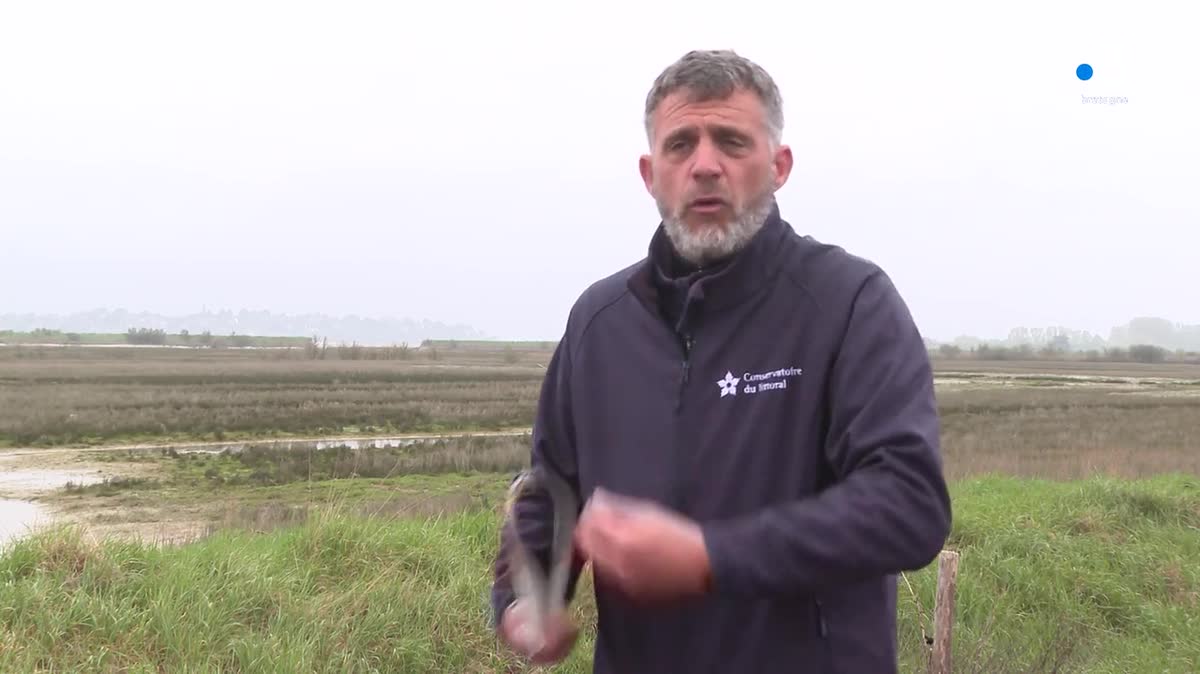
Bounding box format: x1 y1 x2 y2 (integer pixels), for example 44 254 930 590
3 475 1197 673
0 509 517 672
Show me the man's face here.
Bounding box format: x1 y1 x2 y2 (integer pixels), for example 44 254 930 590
639 87 793 266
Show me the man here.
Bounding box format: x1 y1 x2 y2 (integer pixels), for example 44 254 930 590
490 49 952 673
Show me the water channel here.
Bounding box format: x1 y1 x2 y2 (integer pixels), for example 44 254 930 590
0 431 529 547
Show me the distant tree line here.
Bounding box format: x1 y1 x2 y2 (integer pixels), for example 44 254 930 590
125 328 168 345
123 328 263 348
932 342 1193 364
302 336 414 361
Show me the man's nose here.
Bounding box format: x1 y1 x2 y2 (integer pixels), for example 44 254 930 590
690 139 723 180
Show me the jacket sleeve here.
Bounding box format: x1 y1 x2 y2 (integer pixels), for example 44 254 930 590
700 269 952 596
490 332 587 628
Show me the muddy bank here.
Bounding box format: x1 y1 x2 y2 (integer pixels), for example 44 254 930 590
0 432 521 547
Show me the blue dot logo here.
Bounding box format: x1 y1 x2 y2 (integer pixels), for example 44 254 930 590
1076 63 1093 81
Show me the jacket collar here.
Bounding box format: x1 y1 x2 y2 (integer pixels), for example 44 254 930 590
628 199 791 327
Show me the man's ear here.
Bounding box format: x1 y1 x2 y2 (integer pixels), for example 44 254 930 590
772 144 794 190
639 154 654 195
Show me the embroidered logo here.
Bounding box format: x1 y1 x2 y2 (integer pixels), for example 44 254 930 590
717 371 740 397
718 366 803 398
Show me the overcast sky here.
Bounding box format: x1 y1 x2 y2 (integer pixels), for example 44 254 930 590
1 1 1196 341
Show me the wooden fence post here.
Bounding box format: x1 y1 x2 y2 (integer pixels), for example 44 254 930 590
928 549 960 674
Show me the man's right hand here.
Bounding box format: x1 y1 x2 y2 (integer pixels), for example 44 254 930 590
499 598 580 666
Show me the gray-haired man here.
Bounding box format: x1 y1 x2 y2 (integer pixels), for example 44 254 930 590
491 49 952 673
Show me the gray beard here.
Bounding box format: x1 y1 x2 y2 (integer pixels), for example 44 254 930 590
659 189 776 267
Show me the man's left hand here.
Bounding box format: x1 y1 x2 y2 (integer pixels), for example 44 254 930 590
574 488 712 603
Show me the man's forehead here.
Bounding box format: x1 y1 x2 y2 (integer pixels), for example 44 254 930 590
652 88 766 131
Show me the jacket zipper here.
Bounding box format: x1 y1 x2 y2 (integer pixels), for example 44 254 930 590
670 331 694 510
676 333 693 412
815 599 828 638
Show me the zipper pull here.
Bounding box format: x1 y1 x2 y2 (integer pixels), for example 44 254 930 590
675 334 694 414
681 335 694 384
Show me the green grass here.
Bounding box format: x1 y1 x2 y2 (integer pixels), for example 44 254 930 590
0 510 523 672
897 473 1200 673
4 474 1198 673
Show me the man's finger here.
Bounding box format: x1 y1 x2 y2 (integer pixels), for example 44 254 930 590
593 487 649 510
578 497 630 542
587 488 649 519
575 511 616 559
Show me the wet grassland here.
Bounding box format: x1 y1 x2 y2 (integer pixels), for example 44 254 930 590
1 346 1197 672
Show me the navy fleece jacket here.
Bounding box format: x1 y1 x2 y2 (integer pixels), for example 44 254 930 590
491 202 952 673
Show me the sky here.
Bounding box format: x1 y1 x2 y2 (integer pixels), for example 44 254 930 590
1 0 1196 342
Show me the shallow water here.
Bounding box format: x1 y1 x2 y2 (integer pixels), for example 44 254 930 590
166 434 493 455
313 438 420 450
0 499 48 546
0 469 105 492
